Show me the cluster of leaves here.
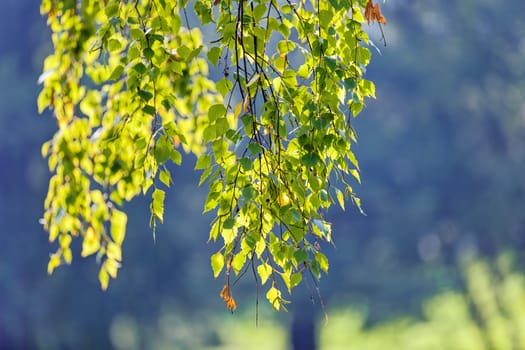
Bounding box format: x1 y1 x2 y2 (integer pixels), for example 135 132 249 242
39 0 381 311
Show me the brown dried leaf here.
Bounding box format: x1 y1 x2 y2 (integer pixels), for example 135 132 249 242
219 284 237 311
365 0 387 25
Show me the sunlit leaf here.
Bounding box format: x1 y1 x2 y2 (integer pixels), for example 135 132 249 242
231 252 246 274
315 252 329 273
111 209 127 245
47 254 61 275
195 154 212 170
106 242 122 262
211 251 224 278
151 189 165 223
257 263 272 285
99 267 110 291
39 0 380 310
81 227 100 258
104 258 119 279
266 286 282 311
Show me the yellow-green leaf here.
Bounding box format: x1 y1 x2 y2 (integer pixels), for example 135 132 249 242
81 227 100 258
336 188 345 210
110 209 127 245
104 258 119 279
315 252 329 273
231 252 246 275
266 286 281 311
47 254 61 275
211 251 224 278
106 242 122 262
99 267 110 291
151 189 165 223
257 263 272 285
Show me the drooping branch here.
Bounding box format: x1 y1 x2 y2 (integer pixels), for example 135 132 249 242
38 0 384 311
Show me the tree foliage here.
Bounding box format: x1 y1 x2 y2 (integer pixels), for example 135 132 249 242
38 0 382 310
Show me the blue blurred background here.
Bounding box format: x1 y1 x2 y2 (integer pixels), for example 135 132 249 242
2 0 525 349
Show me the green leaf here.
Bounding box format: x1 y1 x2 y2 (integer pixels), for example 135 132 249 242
159 169 171 187
351 100 363 116
110 209 127 245
152 189 165 223
207 46 222 66
195 154 211 170
203 191 220 213
47 254 61 275
154 139 171 163
143 47 154 60
241 114 254 135
232 252 246 274
81 227 100 258
241 185 258 200
106 242 122 261
208 104 226 121
194 0 213 24
142 105 156 116
109 65 124 80
133 62 147 75
293 250 308 264
216 78 233 97
290 272 302 289
99 267 110 291
215 117 229 135
223 217 235 229
37 90 51 113
177 45 192 60
221 228 237 245
315 252 329 273
266 286 282 311
128 45 140 61
297 64 311 79
277 40 296 55
301 153 321 167
108 39 122 52
257 263 272 285
130 28 146 42
203 125 216 142
248 143 263 155
210 251 224 278
209 220 221 241
253 3 267 20
138 89 153 102
239 157 253 171
170 149 182 165
350 168 361 183
105 4 119 17
336 188 345 210
352 195 365 215
104 258 119 279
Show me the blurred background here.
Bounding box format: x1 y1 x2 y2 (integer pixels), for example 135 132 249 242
2 0 525 349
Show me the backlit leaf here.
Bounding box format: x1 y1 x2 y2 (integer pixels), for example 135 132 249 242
152 189 165 223
47 254 61 275
99 267 110 291
266 286 282 311
81 226 100 258
257 263 272 285
39 0 380 310
195 154 211 170
211 251 224 278
110 209 127 245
